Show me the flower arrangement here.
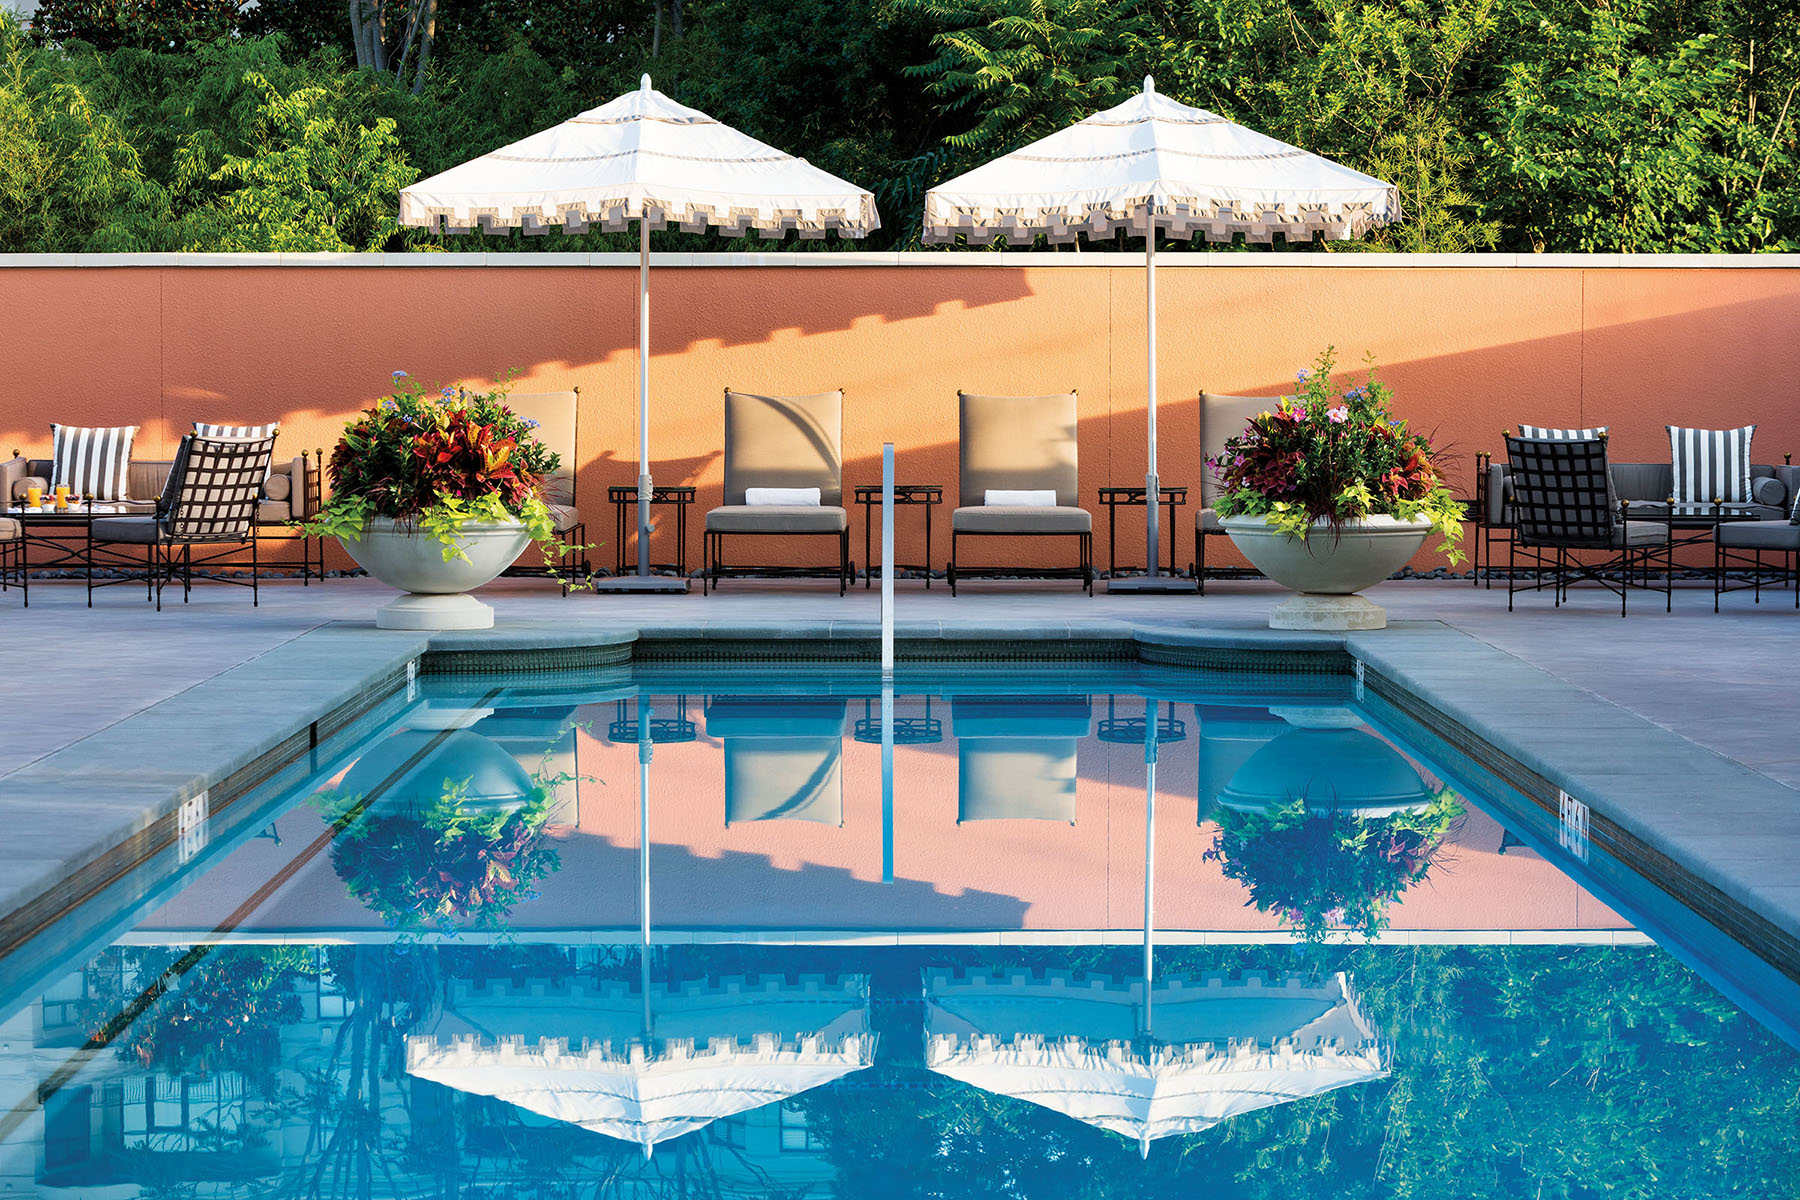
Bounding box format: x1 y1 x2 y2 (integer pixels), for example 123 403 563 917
1204 789 1464 942
1210 347 1465 561
314 775 562 934
301 370 570 563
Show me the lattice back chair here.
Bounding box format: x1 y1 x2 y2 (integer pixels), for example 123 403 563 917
87 433 278 610
1503 434 1671 615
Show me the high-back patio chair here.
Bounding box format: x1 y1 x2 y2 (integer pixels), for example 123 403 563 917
500 389 589 590
703 390 850 594
1194 392 1280 591
0 513 22 607
949 392 1091 594
87 432 278 610
951 696 1091 823
1503 433 1671 615
706 697 849 826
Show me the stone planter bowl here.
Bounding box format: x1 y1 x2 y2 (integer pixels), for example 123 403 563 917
340 517 531 630
1219 514 1432 630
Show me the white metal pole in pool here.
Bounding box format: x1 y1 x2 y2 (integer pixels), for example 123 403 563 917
638 696 653 1036
1142 696 1158 1037
881 443 895 678
881 678 895 884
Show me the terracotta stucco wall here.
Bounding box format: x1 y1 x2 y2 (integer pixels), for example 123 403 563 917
4 256 1797 573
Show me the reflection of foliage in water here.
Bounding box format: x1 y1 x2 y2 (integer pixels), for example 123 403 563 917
796 943 1800 1199
1205 790 1464 942
81 946 311 1090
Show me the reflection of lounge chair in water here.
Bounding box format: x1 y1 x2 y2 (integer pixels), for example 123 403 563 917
952 697 1092 823
1195 706 1287 823
705 697 848 826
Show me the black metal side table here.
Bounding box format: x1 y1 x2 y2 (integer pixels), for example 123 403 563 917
1096 486 1187 576
607 484 696 576
853 483 943 588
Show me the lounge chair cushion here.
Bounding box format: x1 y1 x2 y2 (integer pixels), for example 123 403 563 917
705 504 848 533
746 487 821 506
0 517 19 540
1196 507 1226 533
507 392 579 506
1717 520 1800 550
545 502 581 534
958 392 1079 508
952 505 1091 534
257 499 292 524
723 390 844 506
984 489 1055 507
90 515 161 544
1201 393 1281 506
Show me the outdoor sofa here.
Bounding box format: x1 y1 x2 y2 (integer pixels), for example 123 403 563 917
4 442 322 580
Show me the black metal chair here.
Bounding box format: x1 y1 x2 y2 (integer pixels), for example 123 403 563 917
0 515 23 606
1504 434 1672 616
87 432 277 610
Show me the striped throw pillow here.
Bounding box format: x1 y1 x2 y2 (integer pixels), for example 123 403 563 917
1518 424 1608 439
193 421 279 440
1669 425 1755 504
50 423 138 501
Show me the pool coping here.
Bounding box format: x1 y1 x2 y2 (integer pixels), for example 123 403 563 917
1 615 1796 996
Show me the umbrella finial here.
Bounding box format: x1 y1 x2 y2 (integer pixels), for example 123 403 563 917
1140 1133 1152 1159
1144 75 1155 95
641 73 653 92
642 1140 654 1160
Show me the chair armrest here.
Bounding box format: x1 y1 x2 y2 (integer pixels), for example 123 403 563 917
3 457 50 502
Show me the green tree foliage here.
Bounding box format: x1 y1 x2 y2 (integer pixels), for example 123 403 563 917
2 0 1796 253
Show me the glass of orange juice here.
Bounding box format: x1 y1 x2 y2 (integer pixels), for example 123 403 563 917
24 485 42 508
53 486 70 510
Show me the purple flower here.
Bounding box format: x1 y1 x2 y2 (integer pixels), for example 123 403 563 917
392 370 408 381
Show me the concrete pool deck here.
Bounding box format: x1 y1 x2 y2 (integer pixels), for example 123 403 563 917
0 574 1796 1007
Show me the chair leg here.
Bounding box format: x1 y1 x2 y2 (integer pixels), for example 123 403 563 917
1507 538 1516 612
839 530 849 596
1082 532 1093 595
251 534 260 607
153 544 164 612
948 533 957 597
1196 529 1207 595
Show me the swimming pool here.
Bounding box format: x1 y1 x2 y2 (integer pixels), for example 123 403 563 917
2 663 1796 1196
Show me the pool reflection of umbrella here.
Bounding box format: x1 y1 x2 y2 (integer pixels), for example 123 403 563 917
1217 720 1435 818
407 694 874 1155
408 974 874 1156
926 696 1386 1156
925 968 1385 1156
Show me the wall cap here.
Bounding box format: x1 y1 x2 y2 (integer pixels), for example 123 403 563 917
2 251 1799 269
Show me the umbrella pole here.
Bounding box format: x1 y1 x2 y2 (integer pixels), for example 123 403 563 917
636 217 654 577
1145 227 1160 577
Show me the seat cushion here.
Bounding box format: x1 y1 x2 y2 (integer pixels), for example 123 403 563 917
1717 520 1800 550
546 502 581 534
0 517 19 540
256 499 292 524
90 515 161 544
706 504 848 533
953 504 1092 534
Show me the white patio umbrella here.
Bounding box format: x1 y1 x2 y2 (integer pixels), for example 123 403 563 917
407 973 874 1155
922 78 1401 593
400 76 880 593
924 967 1385 1157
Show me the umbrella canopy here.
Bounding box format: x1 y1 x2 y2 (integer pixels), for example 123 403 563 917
921 79 1397 245
925 968 1385 1154
399 76 877 586
408 974 874 1154
399 78 878 238
921 78 1399 589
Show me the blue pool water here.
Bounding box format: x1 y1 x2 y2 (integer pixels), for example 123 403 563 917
2 664 1796 1196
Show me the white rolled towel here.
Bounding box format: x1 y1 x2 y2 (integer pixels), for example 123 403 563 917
984 489 1057 507
745 486 822 506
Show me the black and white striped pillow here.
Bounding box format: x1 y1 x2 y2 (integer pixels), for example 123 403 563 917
1518 424 1608 439
1668 425 1755 504
50 423 137 500
193 421 279 439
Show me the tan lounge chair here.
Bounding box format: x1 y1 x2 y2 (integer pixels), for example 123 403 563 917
703 390 852 594
500 389 589 590
948 392 1092 594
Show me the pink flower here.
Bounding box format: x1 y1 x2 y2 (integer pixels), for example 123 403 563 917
1327 406 1349 424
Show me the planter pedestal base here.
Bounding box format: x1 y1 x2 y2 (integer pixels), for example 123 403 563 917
1270 592 1388 631
377 592 495 631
